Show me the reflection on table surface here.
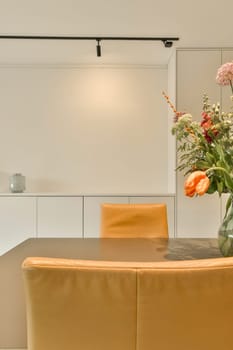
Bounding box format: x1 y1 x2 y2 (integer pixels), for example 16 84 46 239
1 237 221 262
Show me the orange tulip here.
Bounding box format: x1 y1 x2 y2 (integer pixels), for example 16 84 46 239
184 171 210 197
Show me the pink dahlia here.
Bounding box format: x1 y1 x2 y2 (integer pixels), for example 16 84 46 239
216 62 233 88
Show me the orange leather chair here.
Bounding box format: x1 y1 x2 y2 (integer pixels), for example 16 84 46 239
22 257 137 350
100 203 168 238
137 257 233 350
22 256 233 350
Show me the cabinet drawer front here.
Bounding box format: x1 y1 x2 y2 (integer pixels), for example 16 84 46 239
37 197 83 237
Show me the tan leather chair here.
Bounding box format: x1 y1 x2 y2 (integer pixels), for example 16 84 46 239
22 257 137 350
137 257 233 350
22 256 233 350
100 203 168 238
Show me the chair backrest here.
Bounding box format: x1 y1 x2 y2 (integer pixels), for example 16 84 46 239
22 257 137 350
100 203 168 238
137 257 233 350
23 256 233 350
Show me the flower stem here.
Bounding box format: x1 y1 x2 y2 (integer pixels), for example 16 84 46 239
205 166 229 175
230 80 233 95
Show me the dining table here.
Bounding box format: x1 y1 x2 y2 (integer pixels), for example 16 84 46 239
1 237 223 262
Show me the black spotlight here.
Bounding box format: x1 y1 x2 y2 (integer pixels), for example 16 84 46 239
96 39 101 57
163 40 173 48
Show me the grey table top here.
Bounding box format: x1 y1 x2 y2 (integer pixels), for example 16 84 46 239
1 237 222 262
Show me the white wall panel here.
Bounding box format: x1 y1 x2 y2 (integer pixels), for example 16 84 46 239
0 196 36 255
176 49 222 237
0 65 168 194
167 51 176 193
221 50 233 112
37 196 83 237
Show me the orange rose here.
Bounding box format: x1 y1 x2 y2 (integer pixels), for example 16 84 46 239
184 171 210 197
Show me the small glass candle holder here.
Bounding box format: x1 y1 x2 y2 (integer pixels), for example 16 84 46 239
9 173 26 193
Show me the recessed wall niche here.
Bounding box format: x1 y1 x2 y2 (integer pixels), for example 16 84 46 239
0 65 168 194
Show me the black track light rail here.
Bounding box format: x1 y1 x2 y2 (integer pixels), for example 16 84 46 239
0 35 179 42
0 35 179 56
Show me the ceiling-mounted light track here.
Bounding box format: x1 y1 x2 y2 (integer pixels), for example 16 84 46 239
0 35 179 57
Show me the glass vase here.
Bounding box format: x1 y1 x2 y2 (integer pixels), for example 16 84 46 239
9 173 26 193
218 196 233 257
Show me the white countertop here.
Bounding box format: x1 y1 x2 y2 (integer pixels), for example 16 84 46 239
0 192 176 197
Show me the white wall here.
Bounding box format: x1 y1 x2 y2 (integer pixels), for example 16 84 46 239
167 50 176 193
0 65 168 193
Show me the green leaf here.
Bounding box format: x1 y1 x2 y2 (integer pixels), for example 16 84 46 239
224 172 233 191
217 180 224 195
205 152 215 164
195 160 209 169
207 180 217 194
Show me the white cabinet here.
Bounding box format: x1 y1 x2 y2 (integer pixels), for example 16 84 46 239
0 196 36 255
37 196 83 237
129 196 175 237
84 196 129 237
0 194 177 253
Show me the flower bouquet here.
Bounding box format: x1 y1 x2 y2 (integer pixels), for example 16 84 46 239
164 61 233 256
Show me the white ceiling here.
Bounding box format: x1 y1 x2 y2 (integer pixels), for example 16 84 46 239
0 0 232 65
